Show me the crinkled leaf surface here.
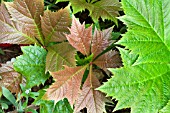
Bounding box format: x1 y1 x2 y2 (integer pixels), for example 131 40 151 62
0 3 36 44
41 7 71 45
56 0 121 23
14 45 48 88
0 63 22 94
98 0 170 113
44 66 87 105
5 0 44 44
46 42 76 72
75 71 106 113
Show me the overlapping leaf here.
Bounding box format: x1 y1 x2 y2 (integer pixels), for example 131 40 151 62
74 71 106 113
0 3 37 44
44 66 87 105
46 42 76 72
0 63 22 94
98 0 170 113
66 17 122 68
14 45 48 88
5 0 44 44
56 0 122 23
41 7 72 45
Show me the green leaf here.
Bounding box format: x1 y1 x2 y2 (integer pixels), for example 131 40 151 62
160 100 170 113
75 53 93 66
98 0 170 112
54 98 73 113
33 90 73 113
14 45 48 88
56 0 121 24
2 87 17 107
46 42 76 72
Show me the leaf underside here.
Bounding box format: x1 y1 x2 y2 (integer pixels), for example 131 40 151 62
98 0 170 113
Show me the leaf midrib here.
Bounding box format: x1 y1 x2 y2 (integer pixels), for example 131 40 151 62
126 1 170 51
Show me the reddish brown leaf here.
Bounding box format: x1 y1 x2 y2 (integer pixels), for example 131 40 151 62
43 66 87 105
66 17 92 56
5 0 44 44
0 63 22 94
41 7 72 45
0 3 36 44
74 72 106 113
93 50 122 69
46 42 76 72
91 27 113 58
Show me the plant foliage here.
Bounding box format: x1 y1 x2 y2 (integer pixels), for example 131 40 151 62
56 0 122 24
43 17 122 113
98 0 170 113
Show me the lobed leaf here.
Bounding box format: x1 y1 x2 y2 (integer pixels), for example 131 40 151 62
46 42 76 72
14 45 48 88
0 3 36 44
98 0 170 112
41 7 72 45
0 63 22 94
5 0 44 44
56 0 121 24
66 17 92 56
43 65 87 105
74 71 106 113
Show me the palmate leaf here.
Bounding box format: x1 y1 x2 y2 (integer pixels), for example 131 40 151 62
41 7 72 45
43 65 87 105
67 17 122 68
5 0 44 44
14 45 48 88
74 70 106 113
0 3 37 44
46 42 76 72
56 0 121 24
98 0 170 113
0 63 22 94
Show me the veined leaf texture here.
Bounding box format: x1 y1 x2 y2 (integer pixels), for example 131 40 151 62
98 0 170 113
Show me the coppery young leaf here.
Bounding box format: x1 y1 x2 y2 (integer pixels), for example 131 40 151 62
74 71 106 113
43 66 87 105
41 7 72 45
93 50 122 69
46 42 76 72
91 27 113 58
0 3 37 44
0 63 22 94
66 17 92 56
5 0 44 44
